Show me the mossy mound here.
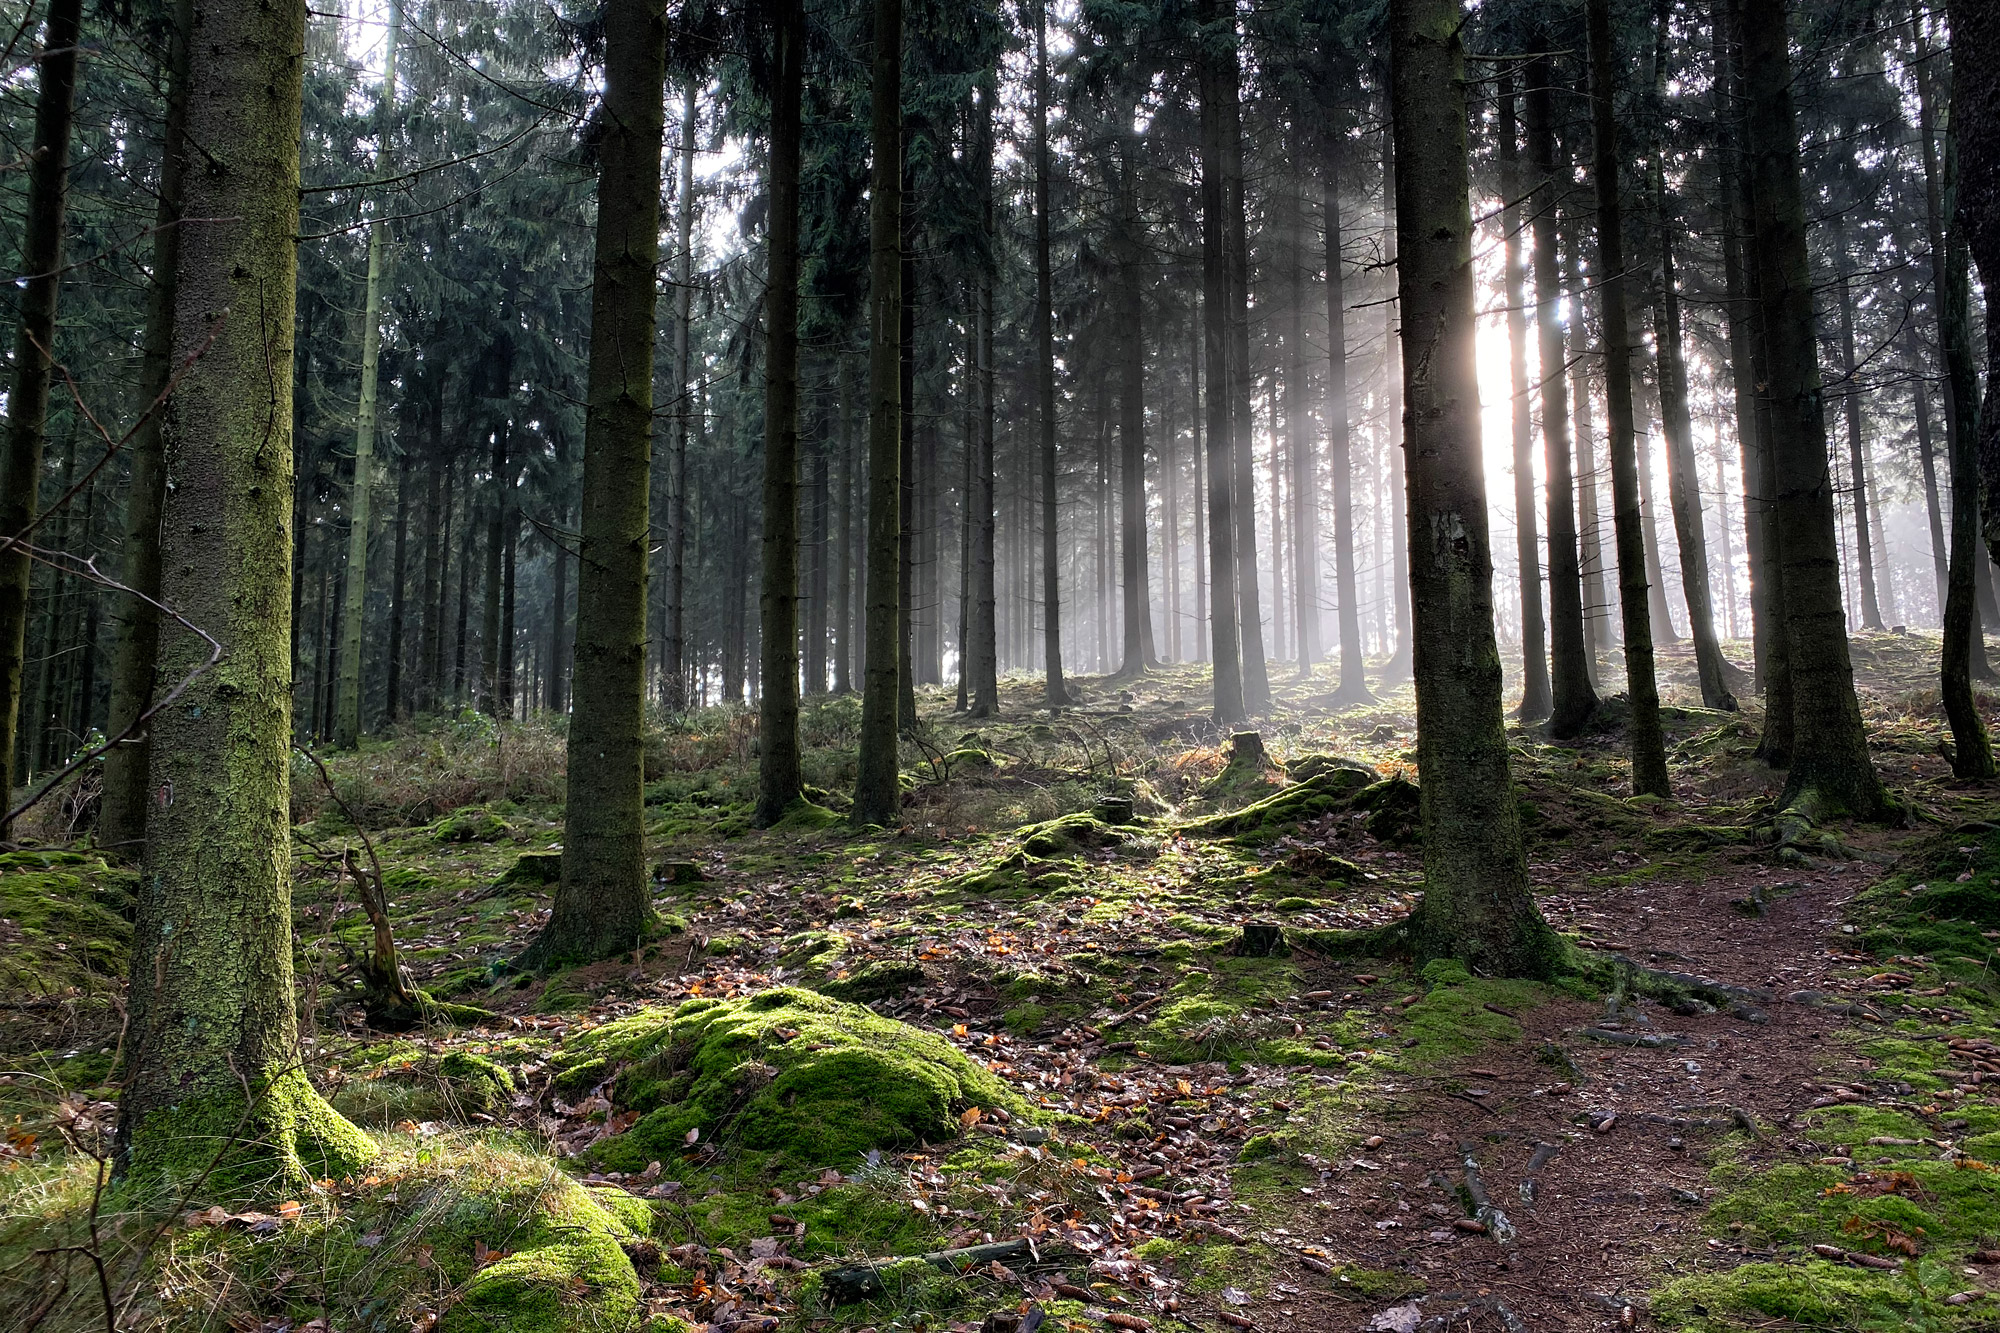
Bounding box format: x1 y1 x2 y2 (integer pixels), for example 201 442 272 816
495 851 562 887
1181 768 1379 845
551 987 1029 1171
0 851 136 1052
954 813 1144 892
330 1047 517 1126
817 958 927 1002
83 1137 649 1333
1286 753 1380 785
432 806 514 843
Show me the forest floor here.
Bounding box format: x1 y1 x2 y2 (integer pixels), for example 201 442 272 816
3 631 1999 1333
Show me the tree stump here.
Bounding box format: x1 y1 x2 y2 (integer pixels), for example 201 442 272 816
1094 794 1136 824
1236 922 1289 957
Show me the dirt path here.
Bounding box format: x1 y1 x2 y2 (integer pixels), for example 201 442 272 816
1228 858 1883 1332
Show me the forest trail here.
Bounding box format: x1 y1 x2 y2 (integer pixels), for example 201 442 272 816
1276 852 1880 1330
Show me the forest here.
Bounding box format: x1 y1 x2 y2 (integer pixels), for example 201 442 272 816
1 0 2000 1327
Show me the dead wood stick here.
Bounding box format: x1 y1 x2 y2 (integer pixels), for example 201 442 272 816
1457 1140 1518 1245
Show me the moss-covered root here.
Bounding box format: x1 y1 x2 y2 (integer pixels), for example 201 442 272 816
120 1068 377 1197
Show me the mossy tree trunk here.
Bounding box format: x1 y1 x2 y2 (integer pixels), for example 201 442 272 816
852 0 904 827
1526 60 1598 738
521 0 666 966
755 0 804 826
333 0 399 750
1196 0 1245 724
1586 0 1670 799
116 0 376 1189
101 0 190 861
1497 76 1550 725
1738 0 1891 818
0 0 84 835
1390 0 1563 979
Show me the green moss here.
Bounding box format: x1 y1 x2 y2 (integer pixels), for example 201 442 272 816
817 958 926 1002
432 807 514 843
552 987 1029 1172
440 1051 517 1112
0 855 136 1048
1181 771 1368 844
771 798 843 831
122 1068 378 1196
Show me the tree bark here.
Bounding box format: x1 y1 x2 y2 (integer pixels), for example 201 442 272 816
1498 76 1550 723
1738 0 1893 815
1030 2 1069 708
1586 0 1670 798
1117 125 1152 677
333 0 400 749
1197 0 1245 722
1652 178 1738 709
1220 19 1269 713
117 0 376 1187
101 0 189 860
0 0 84 835
1324 129 1371 706
385 448 411 721
663 80 696 714
1390 0 1562 978
1829 218 1883 632
522 0 667 965
754 0 804 827
1287 137 1317 681
1943 0 2000 571
852 0 905 826
1526 61 1598 737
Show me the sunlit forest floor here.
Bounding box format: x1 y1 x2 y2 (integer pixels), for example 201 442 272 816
4 630 1999 1332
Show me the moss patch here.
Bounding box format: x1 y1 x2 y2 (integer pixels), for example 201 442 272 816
552 987 1029 1172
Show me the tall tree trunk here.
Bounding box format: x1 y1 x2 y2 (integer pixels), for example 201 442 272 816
1570 245 1610 675
1936 3 1996 777
852 0 905 826
1653 179 1738 709
1220 20 1269 712
1527 60 1599 737
1117 128 1152 677
1943 0 2000 570
1190 306 1207 663
1381 117 1414 685
101 0 189 859
1287 139 1317 681
1917 12 1990 685
1636 398 1679 644
1712 0 1775 693
1586 0 1670 798
1390 0 1562 978
418 411 444 712
333 0 400 749
969 85 999 714
479 405 507 715
1738 0 1893 815
1912 346 1948 615
1830 217 1884 631
807 411 831 695
833 367 856 695
548 497 569 712
453 456 473 699
0 0 84 832
384 449 411 722
1498 76 1550 722
663 80 696 714
116 0 376 1187
899 242 918 723
1031 3 1069 708
522 0 667 965
1196 0 1245 722
755 1 803 824
1324 131 1370 705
